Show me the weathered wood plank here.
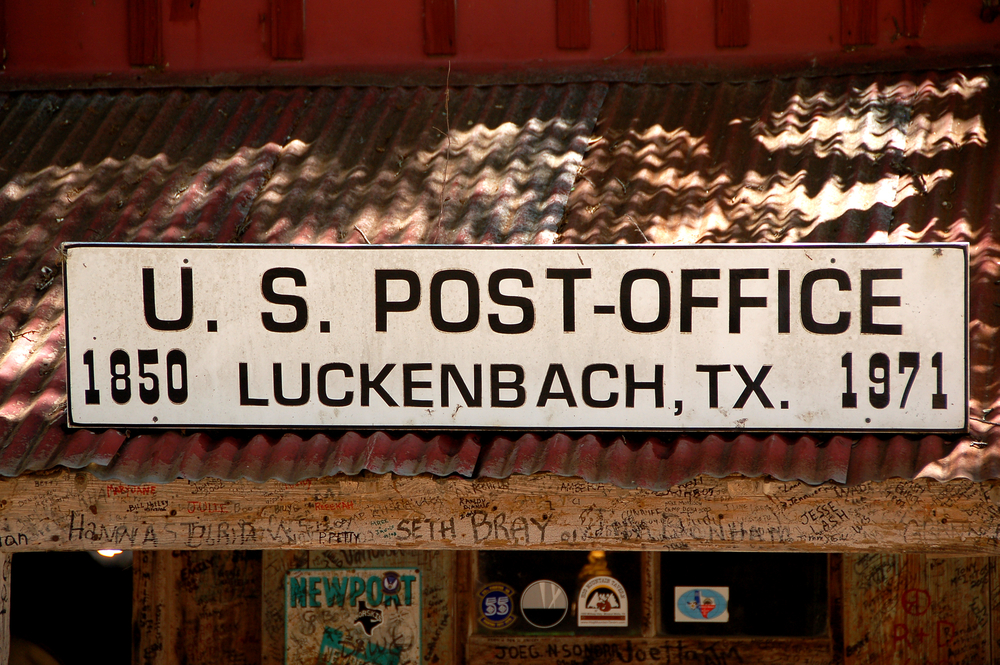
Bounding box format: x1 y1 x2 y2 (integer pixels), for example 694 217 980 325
843 554 994 664
134 550 262 665
0 471 999 553
466 637 835 664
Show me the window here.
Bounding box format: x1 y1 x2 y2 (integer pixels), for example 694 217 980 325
468 551 838 664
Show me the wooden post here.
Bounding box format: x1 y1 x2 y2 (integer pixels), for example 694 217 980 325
0 553 8 665
127 0 163 66
715 0 749 48
902 0 925 37
556 0 591 49
841 0 877 46
629 0 666 51
424 0 457 55
842 555 993 663
134 551 262 665
270 0 304 59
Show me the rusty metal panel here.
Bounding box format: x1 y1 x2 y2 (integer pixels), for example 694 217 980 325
0 84 603 484
0 73 997 489
560 70 1000 487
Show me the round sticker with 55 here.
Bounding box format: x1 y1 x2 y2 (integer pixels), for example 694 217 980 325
478 583 516 629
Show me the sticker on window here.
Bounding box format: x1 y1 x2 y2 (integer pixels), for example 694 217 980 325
478 583 516 629
675 587 729 623
520 580 568 629
578 576 628 627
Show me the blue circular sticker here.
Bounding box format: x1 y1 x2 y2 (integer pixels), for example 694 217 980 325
677 588 727 621
478 583 516 629
382 571 401 596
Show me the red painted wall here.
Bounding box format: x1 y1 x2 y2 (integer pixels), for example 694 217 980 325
2 0 999 87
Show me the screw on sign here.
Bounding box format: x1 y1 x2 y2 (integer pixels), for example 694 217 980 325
902 589 931 616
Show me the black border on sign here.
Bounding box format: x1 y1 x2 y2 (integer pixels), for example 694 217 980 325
62 242 970 435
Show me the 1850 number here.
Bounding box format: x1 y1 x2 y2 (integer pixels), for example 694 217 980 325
82 349 188 405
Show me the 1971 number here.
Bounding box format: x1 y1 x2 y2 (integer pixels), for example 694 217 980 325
841 351 947 410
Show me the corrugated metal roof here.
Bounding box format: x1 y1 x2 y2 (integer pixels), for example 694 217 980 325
552 69 1000 487
0 72 998 488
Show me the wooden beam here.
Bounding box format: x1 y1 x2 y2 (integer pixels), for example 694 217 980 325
902 0 926 37
424 0 457 56
467 637 835 664
1 470 1000 553
270 0 304 60
715 0 749 48
556 0 591 50
841 0 878 46
127 0 163 67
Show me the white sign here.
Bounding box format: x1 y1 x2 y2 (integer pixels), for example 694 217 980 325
63 244 967 432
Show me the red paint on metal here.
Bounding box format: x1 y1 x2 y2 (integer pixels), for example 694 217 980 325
270 0 303 60
630 0 666 51
557 0 591 50
0 1 999 86
170 0 199 22
841 0 877 46
424 0 456 56
128 0 163 66
902 0 926 37
715 0 749 48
